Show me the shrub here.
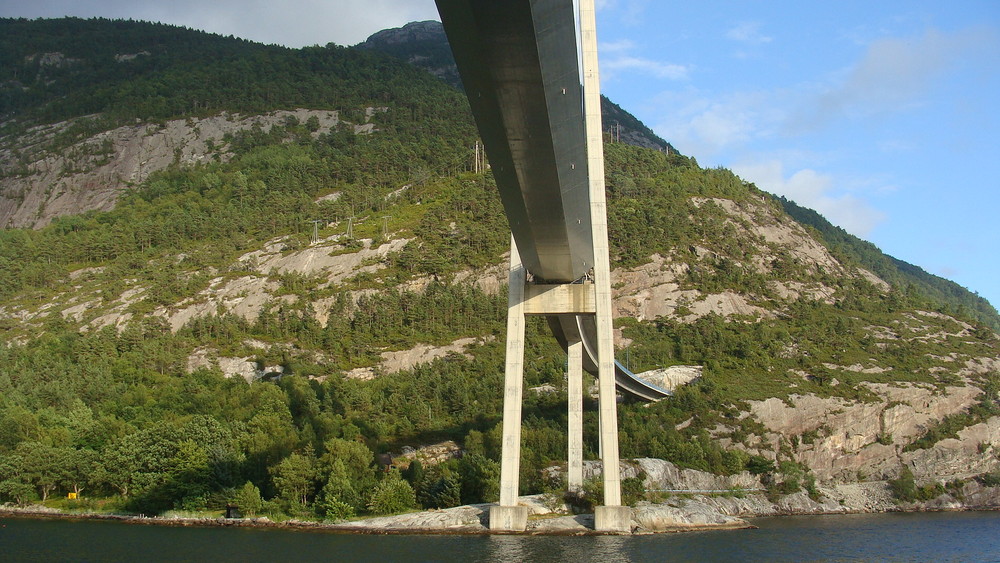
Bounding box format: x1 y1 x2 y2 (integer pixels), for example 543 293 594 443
621 476 646 506
367 472 416 515
889 466 918 502
422 475 462 509
316 494 355 521
745 455 774 475
232 481 263 517
978 472 1000 488
458 454 499 505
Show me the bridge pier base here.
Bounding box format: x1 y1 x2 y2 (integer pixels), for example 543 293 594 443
489 505 529 532
595 505 633 533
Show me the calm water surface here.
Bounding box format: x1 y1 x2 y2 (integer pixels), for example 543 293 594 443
3 511 1000 562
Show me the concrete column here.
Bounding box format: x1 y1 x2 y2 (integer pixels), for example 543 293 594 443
581 0 631 533
567 339 584 492
490 235 529 531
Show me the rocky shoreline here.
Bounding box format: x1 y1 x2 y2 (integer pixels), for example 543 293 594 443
4 479 999 536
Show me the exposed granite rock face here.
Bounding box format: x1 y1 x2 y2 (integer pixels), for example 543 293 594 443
329 495 749 534
360 21 445 47
0 109 360 229
632 500 748 532
628 458 762 491
746 385 998 483
334 504 489 532
903 416 1000 481
391 440 463 467
633 366 702 392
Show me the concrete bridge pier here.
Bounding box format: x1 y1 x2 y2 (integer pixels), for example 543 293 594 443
567 339 584 493
489 238 630 533
581 0 631 534
489 236 530 531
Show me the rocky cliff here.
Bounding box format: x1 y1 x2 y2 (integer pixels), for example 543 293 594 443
0 108 373 229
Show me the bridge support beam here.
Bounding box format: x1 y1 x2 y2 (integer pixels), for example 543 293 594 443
581 0 629 534
567 339 584 492
490 236 529 531
490 237 628 532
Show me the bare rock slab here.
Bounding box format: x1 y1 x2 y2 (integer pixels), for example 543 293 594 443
632 501 749 533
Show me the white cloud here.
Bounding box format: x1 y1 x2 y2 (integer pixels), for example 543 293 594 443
619 0 648 26
602 56 689 80
651 26 998 157
599 37 689 82
733 160 885 236
789 27 998 132
599 39 636 53
650 89 785 157
685 103 754 148
726 21 772 44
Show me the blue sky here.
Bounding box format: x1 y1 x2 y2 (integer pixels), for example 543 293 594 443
594 1 1000 310
2 0 998 308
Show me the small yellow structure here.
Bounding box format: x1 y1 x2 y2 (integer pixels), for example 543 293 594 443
67 492 78 500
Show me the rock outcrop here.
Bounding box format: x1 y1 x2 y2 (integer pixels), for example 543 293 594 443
0 109 369 229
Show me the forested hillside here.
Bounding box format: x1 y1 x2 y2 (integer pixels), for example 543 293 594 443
1 17 459 131
777 197 999 330
0 18 998 521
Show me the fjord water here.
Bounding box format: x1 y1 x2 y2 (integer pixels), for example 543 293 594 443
3 511 1000 562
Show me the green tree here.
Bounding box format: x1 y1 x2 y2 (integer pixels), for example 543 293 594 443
0 479 35 505
58 447 99 496
316 459 360 511
0 452 35 504
271 449 316 506
457 454 499 504
96 436 143 497
15 441 62 501
164 440 212 509
316 438 375 499
401 459 424 490
232 481 264 517
367 471 416 515
315 471 357 521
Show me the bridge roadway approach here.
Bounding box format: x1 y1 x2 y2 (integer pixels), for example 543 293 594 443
436 0 669 532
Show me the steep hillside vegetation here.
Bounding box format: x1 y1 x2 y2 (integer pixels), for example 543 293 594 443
0 17 477 228
778 197 999 330
0 18 998 521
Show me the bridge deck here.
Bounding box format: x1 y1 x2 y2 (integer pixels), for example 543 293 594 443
437 0 670 401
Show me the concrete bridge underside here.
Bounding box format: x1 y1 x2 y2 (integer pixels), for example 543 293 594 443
436 0 668 531
435 0 669 401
